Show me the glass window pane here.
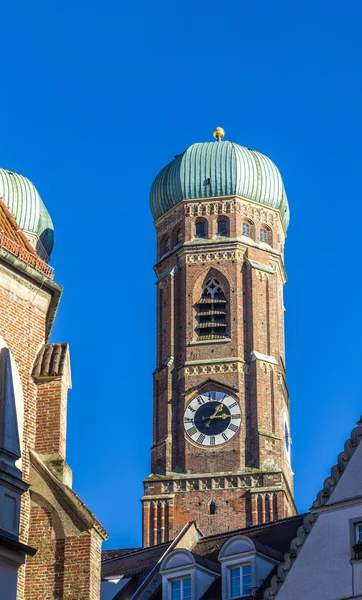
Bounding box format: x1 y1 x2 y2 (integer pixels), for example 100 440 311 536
172 580 181 592
357 524 362 542
172 588 181 600
231 567 239 578
231 588 240 599
243 565 251 575
183 578 191 589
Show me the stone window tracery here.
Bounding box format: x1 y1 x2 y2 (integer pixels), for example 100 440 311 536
196 278 228 339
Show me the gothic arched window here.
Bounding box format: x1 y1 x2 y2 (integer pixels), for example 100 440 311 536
217 218 228 237
195 219 207 238
196 278 227 339
209 501 216 515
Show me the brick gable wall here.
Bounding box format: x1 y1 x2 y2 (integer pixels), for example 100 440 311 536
0 257 106 598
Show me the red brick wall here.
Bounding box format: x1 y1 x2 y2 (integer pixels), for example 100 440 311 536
0 263 104 598
35 378 68 458
143 197 295 546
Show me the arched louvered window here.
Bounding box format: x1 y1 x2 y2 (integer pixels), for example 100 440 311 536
196 278 227 339
209 501 216 515
217 218 228 237
176 228 182 243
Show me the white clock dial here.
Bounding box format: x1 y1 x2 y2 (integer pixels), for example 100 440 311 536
184 390 241 446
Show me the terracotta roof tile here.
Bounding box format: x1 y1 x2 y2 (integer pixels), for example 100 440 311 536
33 344 69 379
0 196 36 253
0 195 54 278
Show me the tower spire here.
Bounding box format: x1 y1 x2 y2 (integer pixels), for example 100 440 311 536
213 126 225 141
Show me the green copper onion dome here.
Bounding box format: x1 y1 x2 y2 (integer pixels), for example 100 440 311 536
150 132 290 229
0 168 54 257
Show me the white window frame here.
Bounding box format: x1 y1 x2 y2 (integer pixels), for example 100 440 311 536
229 563 252 598
171 575 192 600
355 523 362 543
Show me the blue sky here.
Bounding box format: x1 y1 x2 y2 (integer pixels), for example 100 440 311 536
2 0 362 548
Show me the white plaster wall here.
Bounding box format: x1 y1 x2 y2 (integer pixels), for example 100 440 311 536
100 578 130 600
255 556 276 589
328 442 362 504
275 504 362 600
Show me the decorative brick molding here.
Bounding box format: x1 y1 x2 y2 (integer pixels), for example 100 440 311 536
179 359 249 378
186 249 245 264
159 474 266 494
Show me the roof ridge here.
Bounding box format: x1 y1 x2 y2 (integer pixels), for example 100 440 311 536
196 513 305 545
263 416 362 600
102 541 170 564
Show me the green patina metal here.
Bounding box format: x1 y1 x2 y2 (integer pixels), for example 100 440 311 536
150 140 290 228
0 168 54 256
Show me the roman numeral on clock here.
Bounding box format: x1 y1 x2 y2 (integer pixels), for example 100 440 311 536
188 406 196 413
229 401 237 409
186 426 197 436
228 423 238 432
210 436 215 446
222 433 228 441
231 414 241 419
197 434 205 444
197 396 205 405
184 417 193 423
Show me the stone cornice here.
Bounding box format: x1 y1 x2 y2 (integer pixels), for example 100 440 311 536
154 195 287 236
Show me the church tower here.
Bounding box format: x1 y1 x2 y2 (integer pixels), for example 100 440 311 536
142 128 296 547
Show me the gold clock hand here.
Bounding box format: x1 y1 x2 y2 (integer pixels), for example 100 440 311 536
210 412 231 420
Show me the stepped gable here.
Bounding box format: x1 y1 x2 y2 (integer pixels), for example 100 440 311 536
264 416 362 600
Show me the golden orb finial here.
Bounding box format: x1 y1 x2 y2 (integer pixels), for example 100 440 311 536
213 127 225 141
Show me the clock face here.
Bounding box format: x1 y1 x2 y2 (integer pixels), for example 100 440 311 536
184 390 241 446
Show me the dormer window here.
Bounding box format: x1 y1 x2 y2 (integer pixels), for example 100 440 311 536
230 565 252 598
172 577 191 600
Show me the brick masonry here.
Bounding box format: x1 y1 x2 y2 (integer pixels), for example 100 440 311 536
142 196 296 546
0 258 107 598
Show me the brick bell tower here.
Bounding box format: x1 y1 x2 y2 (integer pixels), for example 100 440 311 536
142 128 296 547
